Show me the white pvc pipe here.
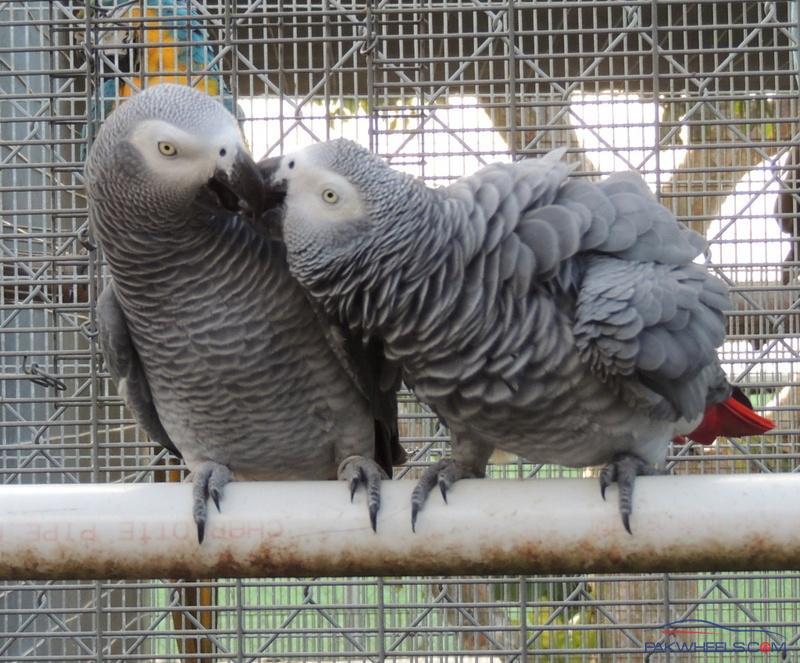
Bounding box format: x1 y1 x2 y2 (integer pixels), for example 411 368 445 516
0 475 797 579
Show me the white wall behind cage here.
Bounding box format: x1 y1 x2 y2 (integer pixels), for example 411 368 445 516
1 0 799 661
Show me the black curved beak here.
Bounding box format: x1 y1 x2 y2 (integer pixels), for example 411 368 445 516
258 156 288 204
255 155 289 237
206 147 267 217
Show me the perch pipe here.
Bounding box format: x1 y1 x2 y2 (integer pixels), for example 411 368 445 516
0 475 797 579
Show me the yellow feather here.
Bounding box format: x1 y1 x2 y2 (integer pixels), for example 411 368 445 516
118 8 220 100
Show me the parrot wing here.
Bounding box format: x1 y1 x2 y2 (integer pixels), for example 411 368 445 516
573 256 730 420
448 152 706 297
454 153 728 421
96 284 182 459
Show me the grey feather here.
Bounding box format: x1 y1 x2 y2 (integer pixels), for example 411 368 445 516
511 242 537 297
518 218 560 273
96 286 181 459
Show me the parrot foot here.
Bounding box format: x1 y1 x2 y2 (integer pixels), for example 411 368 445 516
338 455 388 532
410 458 480 532
598 453 660 534
192 461 232 544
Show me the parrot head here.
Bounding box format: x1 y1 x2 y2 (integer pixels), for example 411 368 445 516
86 83 266 233
258 139 423 285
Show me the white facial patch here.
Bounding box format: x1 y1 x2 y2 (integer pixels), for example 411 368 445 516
128 119 244 189
277 147 366 228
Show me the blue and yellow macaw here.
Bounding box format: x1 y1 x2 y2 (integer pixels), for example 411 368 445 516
92 0 238 118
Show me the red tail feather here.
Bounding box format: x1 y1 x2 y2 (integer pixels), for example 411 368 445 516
674 388 775 445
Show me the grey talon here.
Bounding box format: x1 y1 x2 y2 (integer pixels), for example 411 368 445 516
598 452 658 533
196 520 206 545
338 456 387 531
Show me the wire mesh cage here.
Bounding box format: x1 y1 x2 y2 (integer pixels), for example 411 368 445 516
1 0 799 660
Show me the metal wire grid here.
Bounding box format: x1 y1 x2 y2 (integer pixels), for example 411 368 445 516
1 0 799 660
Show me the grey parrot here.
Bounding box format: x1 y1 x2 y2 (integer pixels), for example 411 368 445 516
85 86 404 543
258 139 774 532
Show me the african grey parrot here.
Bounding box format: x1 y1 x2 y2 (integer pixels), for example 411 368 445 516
258 139 774 532
85 86 404 543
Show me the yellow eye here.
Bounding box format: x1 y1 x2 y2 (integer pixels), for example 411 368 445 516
322 188 339 204
158 141 177 157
